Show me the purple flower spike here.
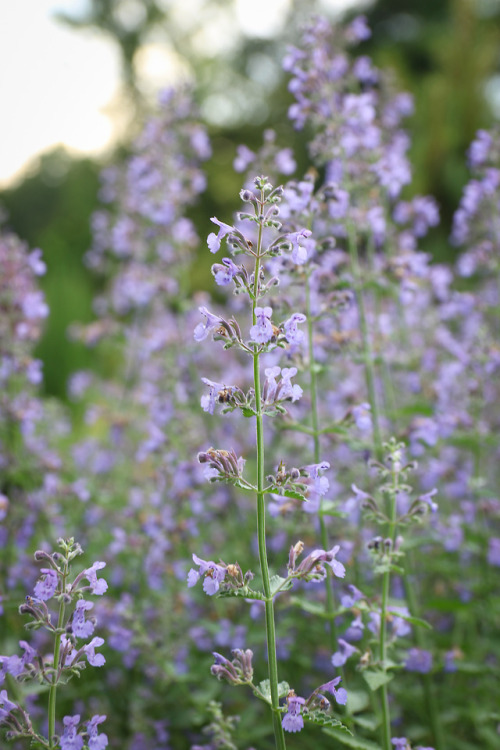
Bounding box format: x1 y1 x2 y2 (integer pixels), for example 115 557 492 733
33 568 58 601
250 306 274 344
282 694 305 733
283 313 306 346
207 217 234 253
187 554 227 595
84 562 108 595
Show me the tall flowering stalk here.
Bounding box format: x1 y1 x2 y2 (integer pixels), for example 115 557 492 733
190 177 348 746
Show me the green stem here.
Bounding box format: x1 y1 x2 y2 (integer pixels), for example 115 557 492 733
347 224 383 460
48 566 67 747
252 198 286 750
305 274 337 654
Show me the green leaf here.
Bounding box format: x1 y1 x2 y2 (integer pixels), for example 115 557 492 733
387 610 432 630
240 407 257 418
303 710 348 730
254 679 290 704
323 727 381 749
362 669 394 691
282 489 307 502
269 575 293 596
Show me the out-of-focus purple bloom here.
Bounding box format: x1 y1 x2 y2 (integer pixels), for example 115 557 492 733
187 554 227 595
87 715 108 750
288 229 312 264
33 568 58 601
418 488 438 513
250 306 274 344
28 248 47 275
282 694 305 733
347 15 371 42
84 562 108 595
332 638 358 667
274 148 296 175
391 739 410 750
487 537 500 566
233 145 255 172
405 647 433 673
468 129 492 167
352 402 372 431
21 291 49 320
73 600 95 639
207 218 234 253
0 689 17 722
283 313 306 346
340 584 364 608
60 715 83 750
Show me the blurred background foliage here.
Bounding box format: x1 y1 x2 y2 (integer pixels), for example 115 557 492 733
1 0 500 398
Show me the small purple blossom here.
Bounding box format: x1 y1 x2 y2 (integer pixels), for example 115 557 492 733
0 689 17 722
87 715 108 750
391 739 410 750
288 229 312 264
83 637 106 667
33 568 58 601
187 554 227 595
207 217 234 253
331 638 358 667
193 306 223 342
317 676 348 705
84 562 108 595
250 306 274 344
282 694 305 733
60 715 84 750
211 257 241 286
72 600 95 639
283 313 306 346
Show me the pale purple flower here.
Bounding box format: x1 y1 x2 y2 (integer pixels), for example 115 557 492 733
187 554 227 595
468 129 492 167
487 538 500 566
418 488 438 513
274 148 296 175
283 313 306 346
280 367 303 402
207 218 234 253
0 689 17 722
233 145 255 172
405 648 433 673
391 739 410 750
200 378 232 415
282 695 305 733
340 584 364 608
34 568 58 601
331 638 358 667
288 229 312 264
73 600 95 639
211 257 241 286
83 637 106 667
352 402 372 431
194 306 223 342
28 248 46 275
318 676 348 705
87 715 108 750
60 715 83 750
84 562 108 595
21 291 49 320
347 15 371 42
250 307 274 344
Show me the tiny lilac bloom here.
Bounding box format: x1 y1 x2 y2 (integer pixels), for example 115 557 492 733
405 647 433 673
282 695 305 733
194 306 223 342
33 568 58 601
60 715 83 750
391 739 410 750
283 313 306 345
84 562 108 595
250 306 274 344
288 229 312 264
418 488 438 512
87 715 108 750
187 554 226 595
207 218 234 253
332 638 358 667
212 257 241 286
318 676 348 705
83 637 106 667
280 367 303 402
72 600 95 639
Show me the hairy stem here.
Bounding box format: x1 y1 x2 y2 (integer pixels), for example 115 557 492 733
48 564 67 747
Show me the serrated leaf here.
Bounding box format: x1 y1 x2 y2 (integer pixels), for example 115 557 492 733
303 710 348 730
241 407 257 418
323 727 381 749
387 610 432 630
217 587 264 601
254 679 290 704
282 489 307 501
269 574 293 596
362 669 394 691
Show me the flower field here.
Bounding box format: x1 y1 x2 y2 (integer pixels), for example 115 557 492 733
1 13 499 750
